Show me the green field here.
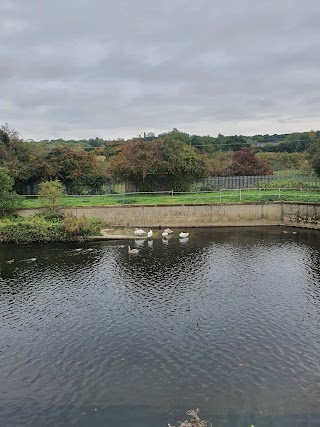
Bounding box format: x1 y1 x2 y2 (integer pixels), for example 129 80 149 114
21 189 320 209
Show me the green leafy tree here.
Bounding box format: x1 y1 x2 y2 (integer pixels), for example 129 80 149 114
109 136 206 191
0 167 22 216
38 180 63 211
307 143 320 176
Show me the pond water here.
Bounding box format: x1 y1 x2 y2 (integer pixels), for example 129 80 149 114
1 227 320 427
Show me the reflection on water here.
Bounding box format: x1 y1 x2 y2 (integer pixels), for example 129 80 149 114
1 227 320 427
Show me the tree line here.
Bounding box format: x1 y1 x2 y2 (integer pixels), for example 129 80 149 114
1 124 320 195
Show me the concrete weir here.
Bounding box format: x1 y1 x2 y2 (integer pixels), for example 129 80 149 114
16 202 320 229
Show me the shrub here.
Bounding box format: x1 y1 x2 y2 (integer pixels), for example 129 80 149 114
116 197 138 204
0 215 65 243
257 178 320 189
0 167 22 216
62 212 102 236
38 180 63 211
0 212 102 243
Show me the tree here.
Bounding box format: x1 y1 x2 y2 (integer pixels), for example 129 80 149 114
109 136 206 191
42 146 97 191
0 167 22 216
38 180 63 211
0 124 24 179
307 143 320 176
231 148 273 176
224 135 250 151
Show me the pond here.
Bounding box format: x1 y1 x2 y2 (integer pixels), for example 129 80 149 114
1 227 320 427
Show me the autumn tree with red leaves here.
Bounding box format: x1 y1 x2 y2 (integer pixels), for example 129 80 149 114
231 148 272 176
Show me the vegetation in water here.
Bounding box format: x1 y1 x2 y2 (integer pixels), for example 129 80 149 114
168 409 210 427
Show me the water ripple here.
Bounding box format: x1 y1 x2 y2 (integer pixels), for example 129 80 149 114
1 228 320 426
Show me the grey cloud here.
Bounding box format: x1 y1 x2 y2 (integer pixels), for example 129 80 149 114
1 0 320 139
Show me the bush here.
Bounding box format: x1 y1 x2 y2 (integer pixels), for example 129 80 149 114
0 212 102 243
0 167 22 216
257 178 320 189
115 197 138 204
0 215 65 243
62 212 102 236
38 180 63 211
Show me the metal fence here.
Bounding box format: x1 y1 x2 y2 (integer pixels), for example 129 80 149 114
193 175 320 190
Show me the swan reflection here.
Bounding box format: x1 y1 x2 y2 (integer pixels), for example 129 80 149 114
179 237 189 245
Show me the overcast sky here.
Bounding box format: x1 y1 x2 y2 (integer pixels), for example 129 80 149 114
1 0 320 140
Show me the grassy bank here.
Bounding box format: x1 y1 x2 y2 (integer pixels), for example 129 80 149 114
21 189 320 209
0 212 102 243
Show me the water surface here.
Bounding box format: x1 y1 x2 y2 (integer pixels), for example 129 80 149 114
1 227 320 427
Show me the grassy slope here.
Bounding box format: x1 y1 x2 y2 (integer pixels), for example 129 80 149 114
21 189 320 209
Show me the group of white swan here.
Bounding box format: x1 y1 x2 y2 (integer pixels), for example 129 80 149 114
129 228 189 254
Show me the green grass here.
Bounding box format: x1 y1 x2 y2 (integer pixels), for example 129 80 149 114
20 189 320 209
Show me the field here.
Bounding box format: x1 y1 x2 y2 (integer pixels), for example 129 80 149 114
21 188 320 209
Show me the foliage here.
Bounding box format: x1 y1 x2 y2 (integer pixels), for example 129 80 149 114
0 214 65 243
204 152 233 176
257 152 311 173
1 123 320 197
258 130 318 153
0 213 102 243
43 146 97 182
38 180 64 211
0 124 24 179
62 212 102 236
231 148 272 176
257 178 320 189
109 136 206 191
69 166 110 195
168 409 210 427
307 142 320 177
0 167 22 215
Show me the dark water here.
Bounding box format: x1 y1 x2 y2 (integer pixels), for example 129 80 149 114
1 227 320 427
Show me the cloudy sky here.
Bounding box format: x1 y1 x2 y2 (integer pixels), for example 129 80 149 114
1 0 320 140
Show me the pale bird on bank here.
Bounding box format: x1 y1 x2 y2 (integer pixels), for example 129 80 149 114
134 228 146 236
179 232 189 238
162 231 169 238
147 230 153 238
128 246 139 255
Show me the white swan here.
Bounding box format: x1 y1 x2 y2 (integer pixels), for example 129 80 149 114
128 246 139 254
164 228 173 234
179 232 189 238
162 231 169 238
134 228 146 236
147 230 153 238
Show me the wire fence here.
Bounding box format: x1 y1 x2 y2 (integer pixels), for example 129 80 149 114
21 187 320 204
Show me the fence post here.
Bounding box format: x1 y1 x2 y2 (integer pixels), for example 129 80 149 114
239 188 242 201
278 188 281 200
171 189 174 197
220 190 222 203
